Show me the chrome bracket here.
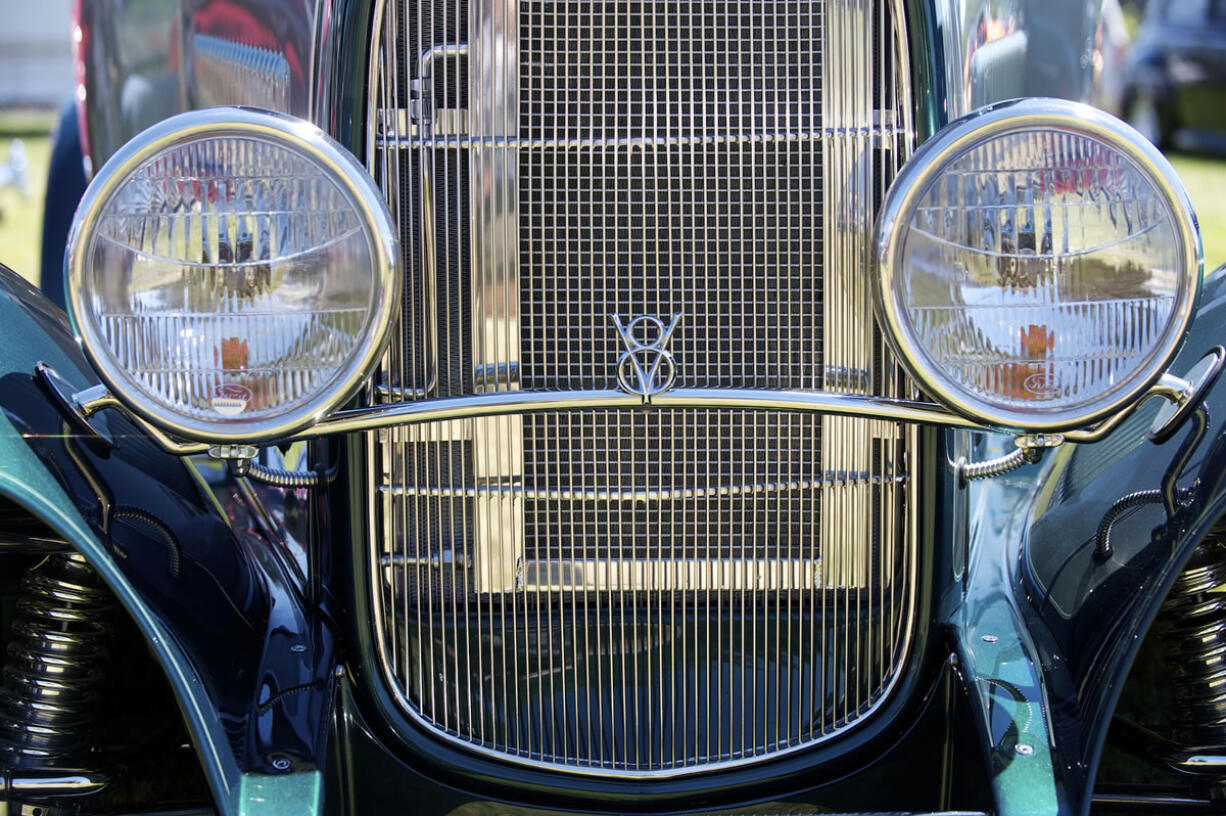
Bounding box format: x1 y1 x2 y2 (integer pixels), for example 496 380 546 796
208 444 259 460
956 433 1064 486
33 362 115 453
377 106 468 139
1148 346 1226 444
209 445 326 489
409 42 470 140
955 346 1226 482
873 109 897 149
376 107 417 138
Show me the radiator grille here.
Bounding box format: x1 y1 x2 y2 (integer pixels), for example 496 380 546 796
519 3 822 393
367 0 918 775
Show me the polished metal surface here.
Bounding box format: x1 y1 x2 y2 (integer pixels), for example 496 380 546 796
0 771 109 796
1149 348 1226 444
0 553 113 769
1159 541 1226 752
193 34 292 110
63 374 987 459
65 106 402 444
230 457 324 489
925 0 1105 126
872 98 1203 433
79 0 316 170
367 0 917 775
316 386 985 435
956 445 1041 484
611 314 683 399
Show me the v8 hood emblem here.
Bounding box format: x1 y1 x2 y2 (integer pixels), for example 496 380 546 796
611 313 683 399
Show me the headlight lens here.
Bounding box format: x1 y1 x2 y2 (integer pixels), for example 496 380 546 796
876 99 1200 431
67 108 399 442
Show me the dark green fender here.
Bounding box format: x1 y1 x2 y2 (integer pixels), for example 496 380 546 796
0 266 329 816
951 265 1226 816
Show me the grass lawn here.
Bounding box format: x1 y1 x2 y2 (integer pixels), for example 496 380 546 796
0 110 54 288
1167 153 1226 273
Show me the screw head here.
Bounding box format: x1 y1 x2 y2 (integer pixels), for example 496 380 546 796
1015 743 1034 756
270 756 292 771
982 634 998 643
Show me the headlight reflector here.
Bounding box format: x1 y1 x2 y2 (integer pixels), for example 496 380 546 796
875 99 1200 430
67 108 399 442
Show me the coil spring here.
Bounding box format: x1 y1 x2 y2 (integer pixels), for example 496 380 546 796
0 553 113 770
1161 539 1226 747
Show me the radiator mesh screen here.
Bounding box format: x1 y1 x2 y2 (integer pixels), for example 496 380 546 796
367 0 918 775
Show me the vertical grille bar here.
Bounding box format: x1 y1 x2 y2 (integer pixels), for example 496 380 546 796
367 0 920 776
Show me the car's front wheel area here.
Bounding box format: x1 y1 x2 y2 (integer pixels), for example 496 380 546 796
0 503 212 815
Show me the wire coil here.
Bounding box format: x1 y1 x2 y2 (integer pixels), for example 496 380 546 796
1162 540 1226 748
0 553 113 770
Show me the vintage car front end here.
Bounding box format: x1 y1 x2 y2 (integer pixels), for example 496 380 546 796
2 1 1226 814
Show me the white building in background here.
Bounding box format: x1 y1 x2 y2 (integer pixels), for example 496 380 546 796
0 1 74 108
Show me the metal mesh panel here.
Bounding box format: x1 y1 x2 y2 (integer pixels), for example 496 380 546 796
521 410 829 562
518 2 822 392
367 0 918 775
520 141 823 391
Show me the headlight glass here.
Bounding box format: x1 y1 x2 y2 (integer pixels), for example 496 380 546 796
68 108 399 442
877 100 1200 430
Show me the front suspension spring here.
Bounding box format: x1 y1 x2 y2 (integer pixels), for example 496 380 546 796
1162 539 1226 748
0 552 114 770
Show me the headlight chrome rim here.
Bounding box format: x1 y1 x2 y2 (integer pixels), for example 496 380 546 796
66 106 401 443
874 97 1202 432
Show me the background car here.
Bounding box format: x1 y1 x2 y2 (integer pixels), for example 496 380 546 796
1124 0 1226 150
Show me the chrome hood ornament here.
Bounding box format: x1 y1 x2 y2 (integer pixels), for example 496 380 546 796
611 313 682 399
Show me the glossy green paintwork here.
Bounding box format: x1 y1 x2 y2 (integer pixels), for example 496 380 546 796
904 0 1082 808
239 770 323 816
953 437 1061 816
0 270 322 816
0 286 243 803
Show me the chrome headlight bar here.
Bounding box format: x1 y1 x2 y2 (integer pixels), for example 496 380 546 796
56 100 1213 459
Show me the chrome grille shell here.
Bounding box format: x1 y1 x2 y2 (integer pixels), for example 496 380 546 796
365 0 919 776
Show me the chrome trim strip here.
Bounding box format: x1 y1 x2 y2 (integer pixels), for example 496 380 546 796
72 379 982 454
378 472 908 501
823 0 885 590
81 372 1219 453
469 0 523 594
412 45 467 398
290 388 985 440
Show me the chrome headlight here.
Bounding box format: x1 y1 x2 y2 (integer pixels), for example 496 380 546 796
66 107 399 442
875 98 1200 431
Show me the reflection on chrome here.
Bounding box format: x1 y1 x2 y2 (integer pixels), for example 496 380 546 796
875 99 1201 431
364 0 920 777
66 107 400 442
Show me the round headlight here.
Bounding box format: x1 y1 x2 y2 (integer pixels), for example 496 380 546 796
875 99 1200 431
66 107 399 442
